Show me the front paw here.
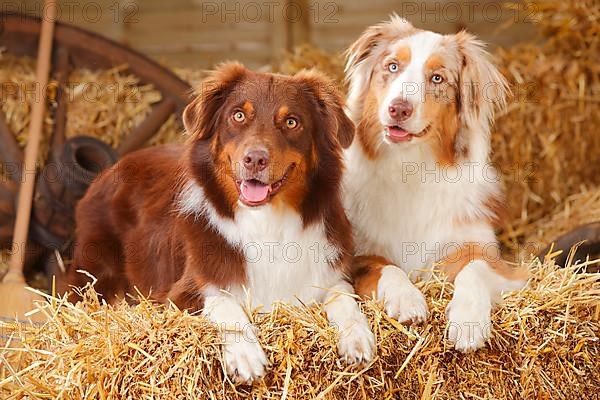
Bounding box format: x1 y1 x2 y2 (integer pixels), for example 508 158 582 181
383 285 429 325
223 333 269 384
336 318 375 365
378 266 429 324
446 295 492 352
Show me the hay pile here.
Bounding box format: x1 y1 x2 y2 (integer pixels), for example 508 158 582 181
64 65 181 148
277 44 345 87
493 0 600 248
1 257 599 398
0 50 184 170
0 52 54 167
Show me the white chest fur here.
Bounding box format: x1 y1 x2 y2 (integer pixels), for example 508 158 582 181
179 182 342 311
342 142 499 278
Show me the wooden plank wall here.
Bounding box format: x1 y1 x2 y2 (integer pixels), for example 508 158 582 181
5 0 536 69
310 0 537 53
121 0 285 69
6 0 128 41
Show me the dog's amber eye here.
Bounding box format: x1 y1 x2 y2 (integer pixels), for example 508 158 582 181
388 63 399 73
232 111 246 123
285 118 298 129
431 74 444 84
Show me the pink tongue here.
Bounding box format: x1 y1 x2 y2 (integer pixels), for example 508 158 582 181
387 126 410 138
240 180 270 203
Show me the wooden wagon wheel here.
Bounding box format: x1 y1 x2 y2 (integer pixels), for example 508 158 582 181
538 222 600 272
0 13 192 271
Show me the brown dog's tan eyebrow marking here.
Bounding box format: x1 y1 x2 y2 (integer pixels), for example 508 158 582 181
395 46 411 64
425 54 444 71
277 106 289 118
242 101 255 115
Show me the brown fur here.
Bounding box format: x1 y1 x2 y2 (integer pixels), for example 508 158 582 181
60 63 356 310
424 96 460 166
437 243 528 282
394 46 411 65
352 255 392 298
356 90 385 159
483 196 510 228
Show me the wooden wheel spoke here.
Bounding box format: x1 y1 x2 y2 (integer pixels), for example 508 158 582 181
50 45 71 159
0 111 23 182
117 97 177 156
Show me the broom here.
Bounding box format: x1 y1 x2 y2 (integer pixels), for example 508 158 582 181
0 0 56 323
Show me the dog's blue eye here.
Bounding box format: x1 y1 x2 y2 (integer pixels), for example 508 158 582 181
431 74 444 84
388 63 399 73
233 111 246 122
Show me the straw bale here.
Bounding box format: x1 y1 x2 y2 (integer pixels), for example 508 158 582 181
1 257 598 399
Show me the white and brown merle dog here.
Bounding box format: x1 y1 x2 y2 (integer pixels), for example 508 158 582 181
344 16 528 351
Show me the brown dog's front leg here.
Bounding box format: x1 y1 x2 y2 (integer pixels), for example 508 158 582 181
166 272 205 312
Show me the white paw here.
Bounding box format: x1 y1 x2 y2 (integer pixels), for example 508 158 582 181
383 285 429 325
446 294 492 352
378 266 429 324
222 332 269 384
336 318 375 365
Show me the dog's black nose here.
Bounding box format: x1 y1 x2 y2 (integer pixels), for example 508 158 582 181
243 149 269 172
388 99 413 121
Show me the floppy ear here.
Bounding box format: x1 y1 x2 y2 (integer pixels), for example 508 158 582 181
183 62 247 140
345 15 415 119
455 31 509 131
294 69 355 149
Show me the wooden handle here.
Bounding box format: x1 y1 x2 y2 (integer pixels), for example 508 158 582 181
8 0 57 276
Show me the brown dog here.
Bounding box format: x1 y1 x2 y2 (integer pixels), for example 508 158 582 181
60 63 374 384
